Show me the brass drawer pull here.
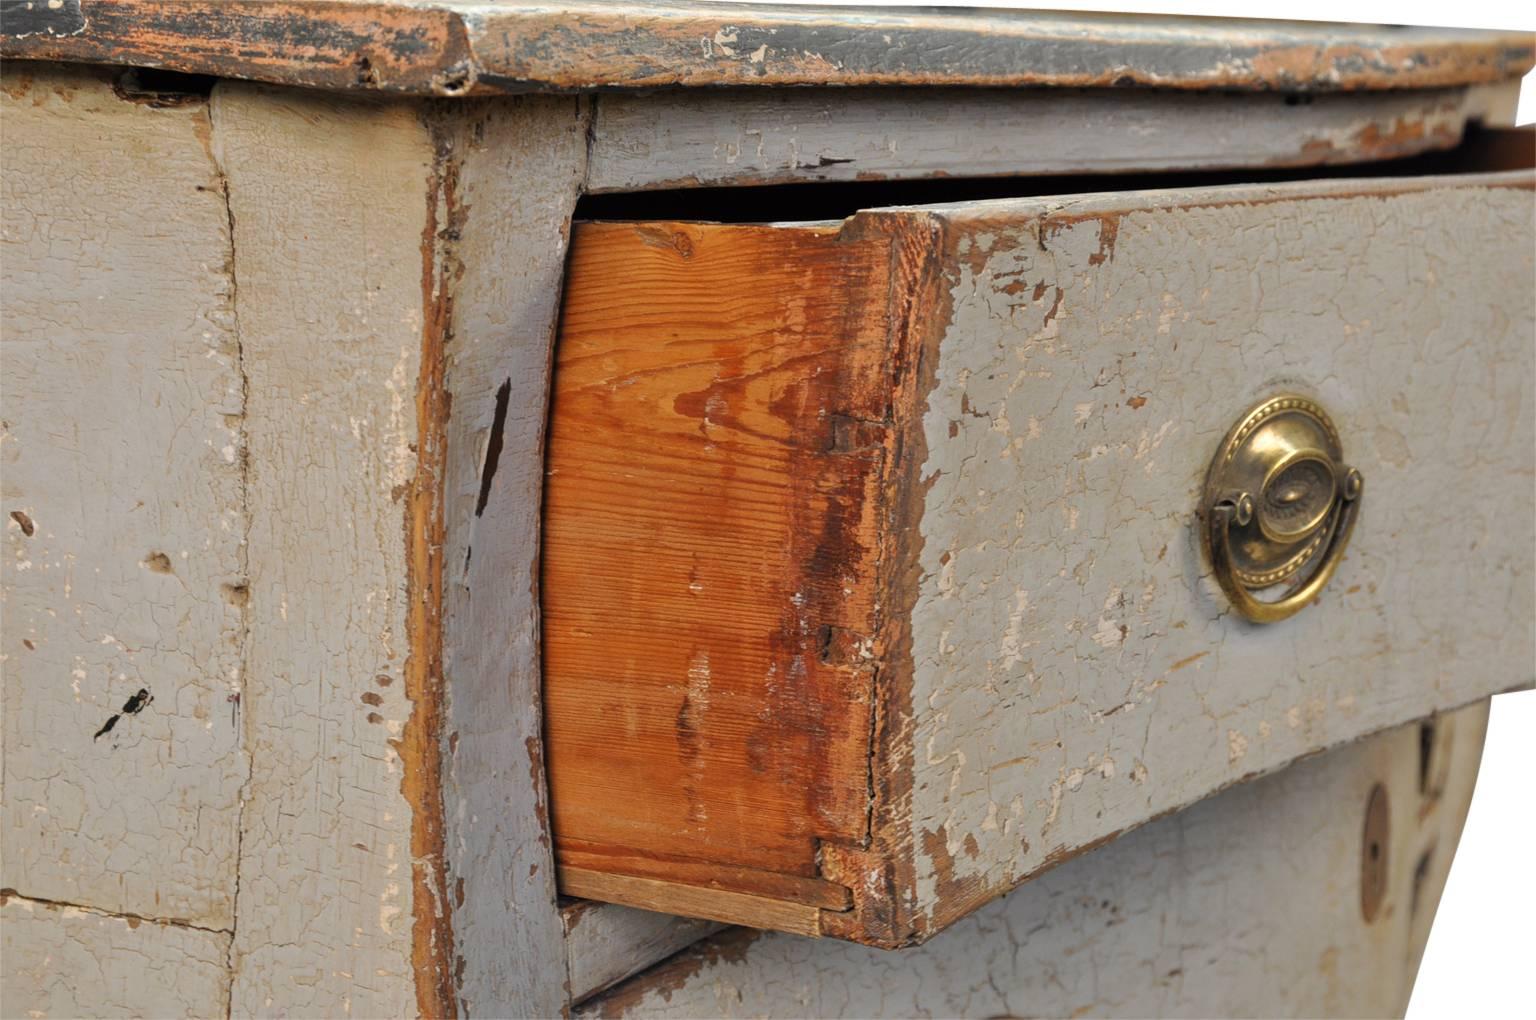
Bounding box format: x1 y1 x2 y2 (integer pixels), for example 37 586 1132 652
1203 395 1362 623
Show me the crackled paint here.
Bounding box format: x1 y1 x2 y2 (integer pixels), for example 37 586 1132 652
0 61 668 1018
1 894 233 1019
211 82 439 1017
1 63 247 932
898 175 1533 934
582 702 1490 1017
586 84 1513 192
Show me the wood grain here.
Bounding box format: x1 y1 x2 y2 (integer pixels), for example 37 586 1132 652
544 218 922 919
546 169 1533 945
560 869 822 939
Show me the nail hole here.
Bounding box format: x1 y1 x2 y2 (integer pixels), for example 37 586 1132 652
354 54 379 86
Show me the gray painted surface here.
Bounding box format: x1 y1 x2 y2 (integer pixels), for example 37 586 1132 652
589 85 1510 192
1 63 246 933
1 56 1529 1018
438 94 592 1018
582 701 1489 1017
885 172 1533 934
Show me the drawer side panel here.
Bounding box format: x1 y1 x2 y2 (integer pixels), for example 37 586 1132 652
544 220 912 904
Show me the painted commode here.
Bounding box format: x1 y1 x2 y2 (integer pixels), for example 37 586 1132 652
1 2 1532 1017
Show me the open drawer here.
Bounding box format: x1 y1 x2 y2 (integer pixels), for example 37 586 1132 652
542 158 1535 947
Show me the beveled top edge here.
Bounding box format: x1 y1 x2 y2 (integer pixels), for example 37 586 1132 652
2 0 1532 97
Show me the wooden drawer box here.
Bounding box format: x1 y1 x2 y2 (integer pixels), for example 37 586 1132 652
543 163 1535 946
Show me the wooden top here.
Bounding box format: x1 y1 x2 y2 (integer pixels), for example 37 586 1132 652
3 1 1532 97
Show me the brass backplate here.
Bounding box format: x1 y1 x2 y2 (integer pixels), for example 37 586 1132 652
1203 395 1345 589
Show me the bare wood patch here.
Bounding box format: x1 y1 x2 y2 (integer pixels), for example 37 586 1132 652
560 869 821 939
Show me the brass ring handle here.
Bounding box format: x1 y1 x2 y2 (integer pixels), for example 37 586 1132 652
1201 396 1363 624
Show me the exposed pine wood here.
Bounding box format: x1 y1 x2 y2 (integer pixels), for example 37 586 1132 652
560 869 822 939
561 839 851 910
544 219 921 913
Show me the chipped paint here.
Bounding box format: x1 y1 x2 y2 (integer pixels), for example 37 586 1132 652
3 3 1530 95
893 172 1533 942
578 705 1491 1018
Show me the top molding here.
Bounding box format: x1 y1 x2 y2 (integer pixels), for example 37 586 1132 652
2 0 1533 96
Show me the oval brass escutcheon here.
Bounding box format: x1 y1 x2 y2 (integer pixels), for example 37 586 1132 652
1202 395 1362 623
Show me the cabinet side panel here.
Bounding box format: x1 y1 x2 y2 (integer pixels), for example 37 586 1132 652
0 63 245 928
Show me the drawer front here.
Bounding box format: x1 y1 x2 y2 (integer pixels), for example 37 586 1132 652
544 168 1535 945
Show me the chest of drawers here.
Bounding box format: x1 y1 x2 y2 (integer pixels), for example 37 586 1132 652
2 2 1531 1016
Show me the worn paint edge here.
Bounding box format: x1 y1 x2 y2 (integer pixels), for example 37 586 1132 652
396 106 462 1020
817 210 953 948
583 85 1510 194
2 1 1531 95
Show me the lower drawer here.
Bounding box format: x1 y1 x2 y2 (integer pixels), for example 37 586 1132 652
542 156 1535 945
